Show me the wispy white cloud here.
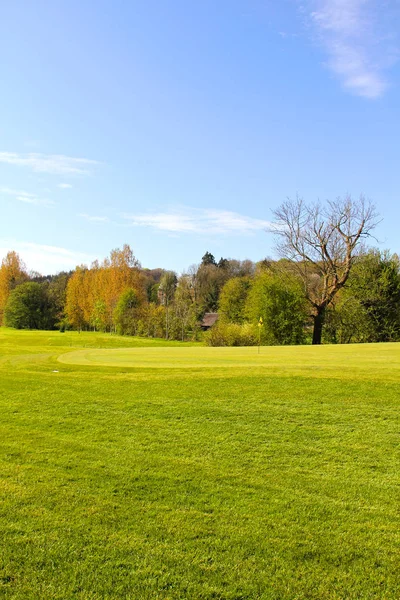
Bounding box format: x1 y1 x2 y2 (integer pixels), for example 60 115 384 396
123 207 272 235
0 187 55 207
304 0 399 98
79 213 109 223
0 240 95 275
58 183 73 189
0 152 99 175
15 196 54 207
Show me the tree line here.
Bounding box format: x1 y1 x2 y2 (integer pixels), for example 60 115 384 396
0 245 255 341
1 197 397 345
1 246 399 345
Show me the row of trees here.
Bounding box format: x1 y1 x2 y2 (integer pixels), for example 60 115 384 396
1 196 398 345
63 247 256 340
2 246 399 345
210 249 400 345
0 245 252 340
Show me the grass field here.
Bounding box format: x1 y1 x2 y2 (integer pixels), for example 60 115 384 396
0 328 399 599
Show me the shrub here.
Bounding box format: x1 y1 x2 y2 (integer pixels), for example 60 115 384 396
204 322 258 346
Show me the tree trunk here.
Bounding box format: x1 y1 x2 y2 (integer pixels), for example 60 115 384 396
312 307 325 345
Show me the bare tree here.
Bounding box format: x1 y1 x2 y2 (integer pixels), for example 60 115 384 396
272 195 379 344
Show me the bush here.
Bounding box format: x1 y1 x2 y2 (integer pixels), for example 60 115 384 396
204 322 258 346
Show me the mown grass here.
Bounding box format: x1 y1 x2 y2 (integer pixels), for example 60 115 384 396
0 329 399 599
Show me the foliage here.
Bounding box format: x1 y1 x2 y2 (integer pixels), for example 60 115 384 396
245 270 307 345
204 321 258 346
173 276 199 340
351 250 400 341
91 299 109 332
136 303 166 338
158 271 177 306
65 245 145 332
0 251 28 325
201 251 217 266
159 271 177 339
218 276 250 324
217 257 229 269
323 295 372 344
46 272 71 325
195 263 227 312
4 242 400 348
272 195 379 344
4 282 54 329
324 251 400 343
114 288 141 335
64 266 87 331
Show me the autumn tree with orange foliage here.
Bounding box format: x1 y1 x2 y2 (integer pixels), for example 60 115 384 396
0 251 28 325
65 245 146 332
64 266 88 331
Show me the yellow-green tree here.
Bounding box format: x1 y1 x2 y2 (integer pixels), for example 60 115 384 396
65 245 147 332
65 266 87 330
218 277 250 324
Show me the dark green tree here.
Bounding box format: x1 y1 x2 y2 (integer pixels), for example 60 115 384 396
217 257 229 270
356 252 400 341
4 282 54 329
201 251 216 266
47 272 71 325
196 263 226 313
322 251 400 343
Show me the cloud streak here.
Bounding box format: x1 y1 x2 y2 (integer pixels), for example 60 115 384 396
0 187 55 207
0 152 99 175
0 240 95 275
306 0 399 98
123 207 272 235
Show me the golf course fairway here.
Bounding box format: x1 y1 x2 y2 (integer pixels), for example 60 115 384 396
58 342 400 380
1 329 399 599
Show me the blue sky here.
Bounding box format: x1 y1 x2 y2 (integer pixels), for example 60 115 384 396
1 0 400 275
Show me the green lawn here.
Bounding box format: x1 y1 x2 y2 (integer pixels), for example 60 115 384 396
0 329 399 599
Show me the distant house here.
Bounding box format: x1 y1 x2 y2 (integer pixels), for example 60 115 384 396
201 312 219 331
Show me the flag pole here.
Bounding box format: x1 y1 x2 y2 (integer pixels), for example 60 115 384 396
258 317 263 354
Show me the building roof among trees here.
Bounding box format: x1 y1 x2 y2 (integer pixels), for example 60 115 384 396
201 312 219 329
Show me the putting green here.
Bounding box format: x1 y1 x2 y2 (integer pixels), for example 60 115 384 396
58 343 400 379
